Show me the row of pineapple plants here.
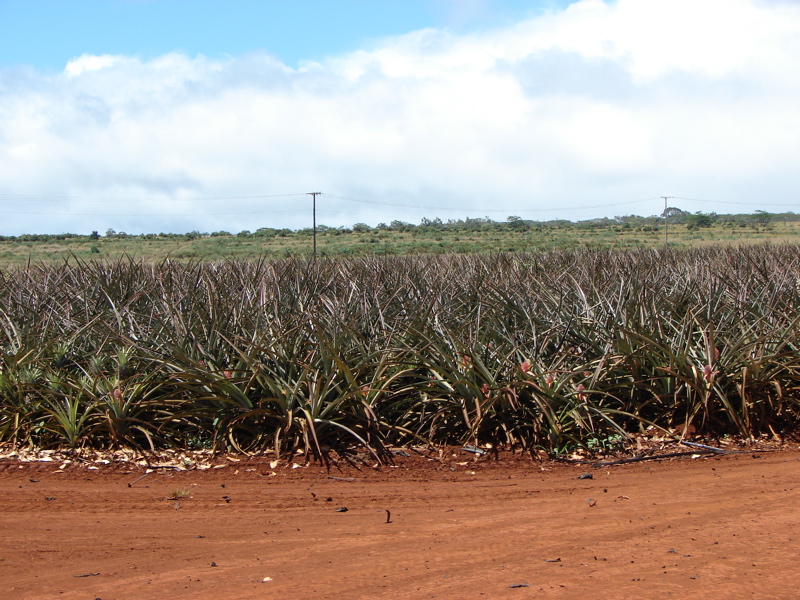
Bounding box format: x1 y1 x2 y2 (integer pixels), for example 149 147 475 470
1 245 799 461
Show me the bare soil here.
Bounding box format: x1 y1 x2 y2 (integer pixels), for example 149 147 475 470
2 447 799 599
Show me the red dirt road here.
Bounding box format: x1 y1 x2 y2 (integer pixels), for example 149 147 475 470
2 448 799 599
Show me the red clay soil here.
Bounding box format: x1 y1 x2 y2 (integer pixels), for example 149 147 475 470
1 447 799 600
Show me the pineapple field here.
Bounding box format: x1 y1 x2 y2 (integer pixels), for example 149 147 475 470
2 244 799 460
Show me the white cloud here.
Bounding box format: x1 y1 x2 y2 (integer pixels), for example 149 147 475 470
64 54 121 77
0 0 798 235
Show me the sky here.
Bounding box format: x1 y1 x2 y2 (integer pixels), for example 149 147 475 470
0 0 798 235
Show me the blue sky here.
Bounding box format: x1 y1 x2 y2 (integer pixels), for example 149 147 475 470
0 0 798 235
1 0 567 70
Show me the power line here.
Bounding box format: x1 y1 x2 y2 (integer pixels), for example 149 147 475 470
1 189 794 211
672 196 798 207
0 192 307 203
0 209 310 217
1 190 793 221
324 193 660 213
0 190 668 220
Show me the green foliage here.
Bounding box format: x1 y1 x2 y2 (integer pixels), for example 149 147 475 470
687 212 715 230
1 247 800 459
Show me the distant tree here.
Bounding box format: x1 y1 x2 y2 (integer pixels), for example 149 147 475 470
463 217 492 231
661 207 687 218
89 230 100 240
419 217 443 229
352 223 371 233
753 210 771 226
660 207 692 226
687 212 714 229
506 215 527 230
390 220 413 232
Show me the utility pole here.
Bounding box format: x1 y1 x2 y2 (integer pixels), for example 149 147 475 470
307 192 321 259
662 196 673 246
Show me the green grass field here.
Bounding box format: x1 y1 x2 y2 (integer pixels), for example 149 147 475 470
1 214 798 266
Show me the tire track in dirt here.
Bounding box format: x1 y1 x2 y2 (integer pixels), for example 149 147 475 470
1 450 798 599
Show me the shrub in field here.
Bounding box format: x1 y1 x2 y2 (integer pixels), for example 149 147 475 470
1 245 799 459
